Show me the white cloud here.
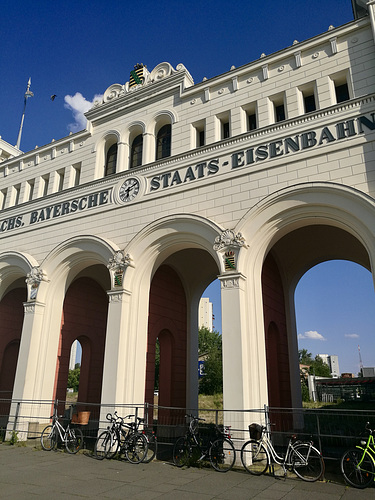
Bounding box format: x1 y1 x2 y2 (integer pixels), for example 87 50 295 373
298 330 327 341
64 92 103 132
344 333 359 338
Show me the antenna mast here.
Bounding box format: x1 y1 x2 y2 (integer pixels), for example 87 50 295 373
16 78 34 150
358 345 364 374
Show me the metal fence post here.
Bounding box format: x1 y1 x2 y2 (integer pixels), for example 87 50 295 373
13 402 20 433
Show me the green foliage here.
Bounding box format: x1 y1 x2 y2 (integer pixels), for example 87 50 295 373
301 381 310 402
67 367 80 392
198 327 222 355
199 327 223 395
298 350 332 378
9 431 18 445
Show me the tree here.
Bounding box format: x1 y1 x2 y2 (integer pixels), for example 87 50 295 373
198 327 223 395
67 367 80 392
299 349 313 365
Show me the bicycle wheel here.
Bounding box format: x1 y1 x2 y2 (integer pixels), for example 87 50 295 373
241 440 269 475
41 425 57 451
143 432 157 463
65 426 83 454
291 443 324 482
106 431 121 459
209 437 236 472
341 447 374 489
125 433 148 464
94 431 112 460
173 436 190 467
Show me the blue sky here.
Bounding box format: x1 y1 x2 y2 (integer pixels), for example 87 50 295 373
3 1 374 374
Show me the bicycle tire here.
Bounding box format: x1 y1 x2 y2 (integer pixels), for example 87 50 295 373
209 437 236 472
94 431 112 460
173 436 190 467
41 424 57 451
291 443 324 482
65 426 83 454
105 431 121 459
241 439 269 475
125 432 148 464
143 432 158 463
341 447 374 489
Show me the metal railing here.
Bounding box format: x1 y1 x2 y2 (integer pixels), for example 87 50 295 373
1 398 374 462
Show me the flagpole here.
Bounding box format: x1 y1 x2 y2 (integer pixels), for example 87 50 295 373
16 78 34 150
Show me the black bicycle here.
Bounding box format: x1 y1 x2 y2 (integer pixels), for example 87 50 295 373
94 412 148 463
173 414 236 472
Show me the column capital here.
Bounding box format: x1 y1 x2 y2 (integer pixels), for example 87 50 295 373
107 289 131 303
23 300 46 314
218 272 246 289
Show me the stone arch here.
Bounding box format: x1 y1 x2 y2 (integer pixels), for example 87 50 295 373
233 182 375 410
28 235 117 407
0 251 38 301
118 214 222 409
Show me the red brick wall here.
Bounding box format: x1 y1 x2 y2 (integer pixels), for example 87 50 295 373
53 278 108 407
145 265 187 414
0 288 26 398
262 253 292 409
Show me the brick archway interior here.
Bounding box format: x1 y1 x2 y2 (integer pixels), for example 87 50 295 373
145 265 187 413
0 287 26 423
53 277 108 409
262 253 292 409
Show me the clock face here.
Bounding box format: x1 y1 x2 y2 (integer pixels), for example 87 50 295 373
119 178 140 203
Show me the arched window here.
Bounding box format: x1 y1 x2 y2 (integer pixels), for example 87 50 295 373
105 143 118 176
156 124 171 160
130 134 143 168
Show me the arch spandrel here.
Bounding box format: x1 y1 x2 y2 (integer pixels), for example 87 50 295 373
36 235 119 303
234 182 375 281
0 251 38 300
123 214 223 291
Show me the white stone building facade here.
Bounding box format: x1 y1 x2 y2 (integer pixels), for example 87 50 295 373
1 4 375 431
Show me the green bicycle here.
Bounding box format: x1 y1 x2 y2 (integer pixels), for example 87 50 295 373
341 422 375 489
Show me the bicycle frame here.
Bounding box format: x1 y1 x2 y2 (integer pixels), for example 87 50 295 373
355 432 375 472
259 431 311 469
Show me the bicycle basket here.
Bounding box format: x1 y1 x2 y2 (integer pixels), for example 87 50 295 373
249 423 262 440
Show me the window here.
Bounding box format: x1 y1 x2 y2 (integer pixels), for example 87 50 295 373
303 94 316 113
335 83 350 103
270 94 286 123
57 169 65 191
105 143 118 176
275 104 286 122
14 185 21 206
42 174 50 197
73 163 81 186
248 113 257 131
192 121 205 148
156 124 171 160
27 180 35 201
1 189 7 210
130 134 143 168
222 121 230 139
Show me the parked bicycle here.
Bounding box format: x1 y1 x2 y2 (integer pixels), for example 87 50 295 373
341 422 375 489
240 423 324 481
94 412 148 463
41 404 83 454
173 414 236 472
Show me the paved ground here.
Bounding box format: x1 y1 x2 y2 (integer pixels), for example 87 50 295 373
0 442 374 499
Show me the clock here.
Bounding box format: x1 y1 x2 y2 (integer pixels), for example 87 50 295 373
119 178 140 203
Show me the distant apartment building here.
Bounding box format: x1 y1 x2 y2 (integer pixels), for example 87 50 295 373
318 354 340 378
199 298 213 331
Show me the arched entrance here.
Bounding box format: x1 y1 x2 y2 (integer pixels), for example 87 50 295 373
0 286 26 425
262 224 372 411
53 275 108 411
